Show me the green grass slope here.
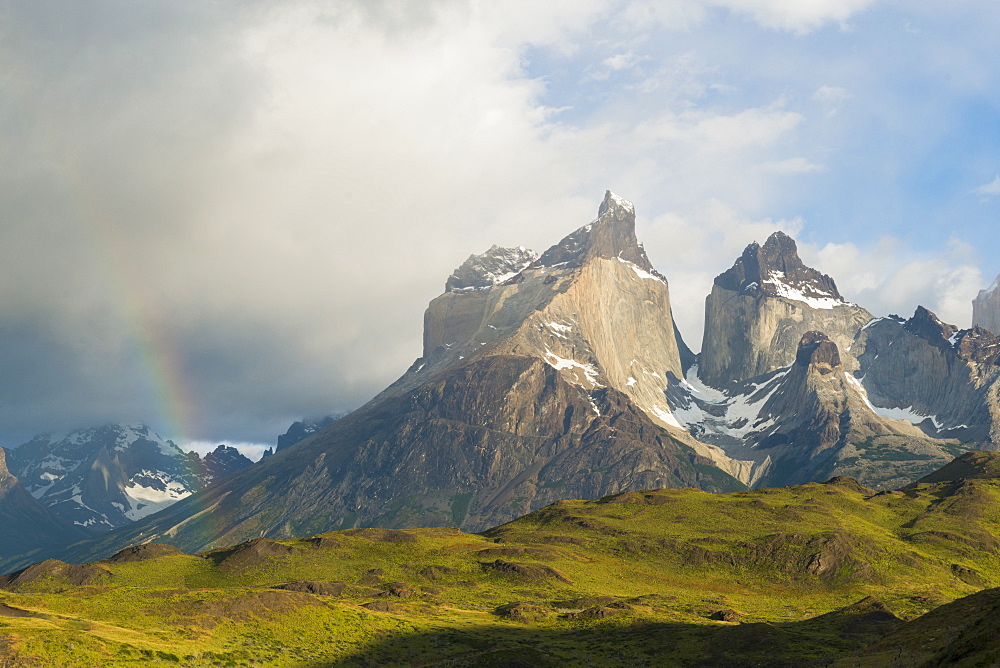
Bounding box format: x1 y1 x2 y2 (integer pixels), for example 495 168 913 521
1 452 1000 666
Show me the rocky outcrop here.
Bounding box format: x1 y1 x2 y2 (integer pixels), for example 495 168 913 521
189 445 254 481
445 245 538 293
852 307 1000 446
973 274 1000 334
699 232 874 387
275 416 341 452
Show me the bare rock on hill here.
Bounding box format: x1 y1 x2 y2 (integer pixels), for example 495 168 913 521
479 559 572 584
208 538 300 571
273 581 347 596
0 559 111 590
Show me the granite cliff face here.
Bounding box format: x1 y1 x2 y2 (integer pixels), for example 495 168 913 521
57 192 745 559
973 274 1000 335
394 191 726 472
699 232 874 388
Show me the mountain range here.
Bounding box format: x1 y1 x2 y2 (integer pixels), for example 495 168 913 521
2 190 999 569
5 191 1000 665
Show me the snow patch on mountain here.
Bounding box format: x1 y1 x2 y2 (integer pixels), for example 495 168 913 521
846 373 945 429
544 349 603 387
124 471 193 521
617 256 665 283
763 271 843 309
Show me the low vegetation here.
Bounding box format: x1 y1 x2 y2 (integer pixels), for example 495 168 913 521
2 453 1000 666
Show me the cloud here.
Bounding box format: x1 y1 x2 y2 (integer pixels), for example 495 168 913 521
620 0 880 34
710 0 881 33
758 157 824 173
0 0 995 447
974 175 1000 195
800 237 984 328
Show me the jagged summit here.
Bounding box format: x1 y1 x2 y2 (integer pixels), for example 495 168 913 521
700 231 873 387
597 189 635 217
446 245 538 293
904 306 958 348
535 190 659 276
715 231 844 307
6 424 221 531
900 306 1000 365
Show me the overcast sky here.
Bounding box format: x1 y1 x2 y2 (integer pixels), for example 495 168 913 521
2 1 999 453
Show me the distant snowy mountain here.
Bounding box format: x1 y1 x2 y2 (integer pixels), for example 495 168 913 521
6 424 251 531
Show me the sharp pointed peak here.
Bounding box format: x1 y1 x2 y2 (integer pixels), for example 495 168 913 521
535 191 653 272
717 231 844 306
598 190 635 218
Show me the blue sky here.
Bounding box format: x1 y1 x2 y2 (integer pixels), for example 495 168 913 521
0 0 998 449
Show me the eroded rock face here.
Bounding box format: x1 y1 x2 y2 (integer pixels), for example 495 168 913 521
700 233 873 388
973 274 1000 335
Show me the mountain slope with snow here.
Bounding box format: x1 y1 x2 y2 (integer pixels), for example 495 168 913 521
6 424 250 531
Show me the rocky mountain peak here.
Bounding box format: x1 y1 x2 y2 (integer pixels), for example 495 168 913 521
446 245 538 293
795 331 841 373
715 231 844 307
535 190 658 274
953 326 1000 366
597 189 635 218
904 306 958 349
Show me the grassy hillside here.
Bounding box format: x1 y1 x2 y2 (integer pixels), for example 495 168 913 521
2 455 1000 666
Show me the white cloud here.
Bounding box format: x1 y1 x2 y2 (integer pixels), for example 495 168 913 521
801 237 984 328
974 175 1000 195
711 0 881 33
758 157 824 173
620 0 879 33
604 51 645 70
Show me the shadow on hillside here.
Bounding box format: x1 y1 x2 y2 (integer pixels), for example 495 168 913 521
317 604 903 668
